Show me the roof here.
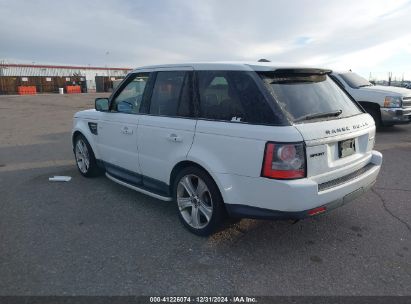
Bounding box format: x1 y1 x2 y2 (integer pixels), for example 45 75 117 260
0 63 132 71
132 61 332 73
331 70 352 75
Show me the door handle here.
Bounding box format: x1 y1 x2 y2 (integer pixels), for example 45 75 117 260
168 133 182 142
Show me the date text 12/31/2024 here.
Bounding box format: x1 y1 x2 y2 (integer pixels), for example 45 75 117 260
149 296 258 303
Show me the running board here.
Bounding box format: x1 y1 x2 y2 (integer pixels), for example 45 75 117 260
105 173 172 201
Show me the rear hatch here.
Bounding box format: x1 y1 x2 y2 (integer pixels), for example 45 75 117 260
259 69 376 184
293 114 375 184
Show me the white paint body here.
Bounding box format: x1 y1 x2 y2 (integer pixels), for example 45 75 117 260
72 62 382 215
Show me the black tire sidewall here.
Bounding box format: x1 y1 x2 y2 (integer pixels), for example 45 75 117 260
173 166 225 236
367 108 381 129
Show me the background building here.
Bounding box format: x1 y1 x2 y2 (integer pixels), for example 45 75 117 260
0 63 131 94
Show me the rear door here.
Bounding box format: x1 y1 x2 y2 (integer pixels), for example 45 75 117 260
293 114 375 184
137 67 196 195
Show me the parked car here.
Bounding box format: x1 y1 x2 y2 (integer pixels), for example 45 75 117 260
331 71 411 127
72 62 382 236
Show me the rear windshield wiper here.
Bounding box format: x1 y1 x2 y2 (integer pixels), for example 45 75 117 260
294 109 342 122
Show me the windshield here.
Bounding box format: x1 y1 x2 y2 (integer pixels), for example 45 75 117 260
259 72 362 123
339 72 372 88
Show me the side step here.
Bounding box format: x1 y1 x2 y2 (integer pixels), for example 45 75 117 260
105 173 173 202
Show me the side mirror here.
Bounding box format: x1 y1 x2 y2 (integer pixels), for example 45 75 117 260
95 98 109 111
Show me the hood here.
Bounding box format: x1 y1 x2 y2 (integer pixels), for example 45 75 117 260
360 85 411 96
73 109 97 118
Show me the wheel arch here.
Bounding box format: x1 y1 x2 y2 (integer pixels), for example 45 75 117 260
72 128 100 159
358 101 382 127
169 160 227 204
359 101 380 112
72 130 83 145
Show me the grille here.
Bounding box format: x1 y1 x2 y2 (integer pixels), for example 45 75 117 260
318 163 375 192
403 97 411 107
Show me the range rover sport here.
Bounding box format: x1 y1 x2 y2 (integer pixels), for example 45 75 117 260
72 62 382 236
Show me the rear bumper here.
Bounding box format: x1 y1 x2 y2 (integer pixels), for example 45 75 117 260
219 151 382 220
380 107 411 124
226 179 375 220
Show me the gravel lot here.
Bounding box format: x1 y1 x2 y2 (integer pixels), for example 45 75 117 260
0 94 410 296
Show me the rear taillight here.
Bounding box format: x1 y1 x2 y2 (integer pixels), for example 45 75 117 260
261 142 306 179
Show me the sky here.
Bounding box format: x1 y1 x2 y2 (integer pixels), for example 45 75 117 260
0 0 410 81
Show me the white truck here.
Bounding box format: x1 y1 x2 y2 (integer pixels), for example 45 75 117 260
331 71 411 127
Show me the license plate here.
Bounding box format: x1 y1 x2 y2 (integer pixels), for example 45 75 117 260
338 138 356 158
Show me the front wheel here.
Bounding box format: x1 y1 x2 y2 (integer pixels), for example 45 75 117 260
367 107 382 129
173 167 226 236
74 134 102 177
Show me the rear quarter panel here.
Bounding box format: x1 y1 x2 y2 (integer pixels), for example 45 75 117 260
188 120 303 177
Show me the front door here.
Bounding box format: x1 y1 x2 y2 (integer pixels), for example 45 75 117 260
96 72 151 184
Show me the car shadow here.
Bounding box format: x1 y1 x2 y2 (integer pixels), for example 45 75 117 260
377 125 409 133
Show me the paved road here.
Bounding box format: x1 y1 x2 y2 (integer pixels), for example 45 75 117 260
0 94 410 295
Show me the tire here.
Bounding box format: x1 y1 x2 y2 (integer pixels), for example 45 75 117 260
73 134 102 177
366 107 382 129
173 166 226 236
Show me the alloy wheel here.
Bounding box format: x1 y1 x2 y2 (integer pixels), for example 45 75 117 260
75 139 90 174
177 174 213 229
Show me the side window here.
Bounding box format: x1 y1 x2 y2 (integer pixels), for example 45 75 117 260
112 73 149 114
197 71 276 124
198 72 244 121
149 71 192 117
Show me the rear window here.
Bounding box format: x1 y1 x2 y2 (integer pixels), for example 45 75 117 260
259 72 362 123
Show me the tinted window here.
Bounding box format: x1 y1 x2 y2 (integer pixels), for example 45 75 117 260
149 71 192 117
339 72 373 89
259 73 362 123
197 71 277 124
112 73 149 114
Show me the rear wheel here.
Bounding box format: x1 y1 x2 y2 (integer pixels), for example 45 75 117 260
173 167 226 236
74 134 102 177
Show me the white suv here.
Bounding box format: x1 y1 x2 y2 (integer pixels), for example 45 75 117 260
72 62 382 236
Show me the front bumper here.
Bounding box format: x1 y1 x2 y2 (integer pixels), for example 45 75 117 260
380 107 411 124
219 151 382 220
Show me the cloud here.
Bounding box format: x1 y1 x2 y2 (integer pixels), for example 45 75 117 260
0 0 410 79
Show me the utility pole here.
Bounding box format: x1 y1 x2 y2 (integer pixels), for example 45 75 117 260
105 51 110 92
388 72 392 86
0 59 4 94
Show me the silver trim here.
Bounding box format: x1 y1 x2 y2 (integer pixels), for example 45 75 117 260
318 163 376 192
105 173 172 201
